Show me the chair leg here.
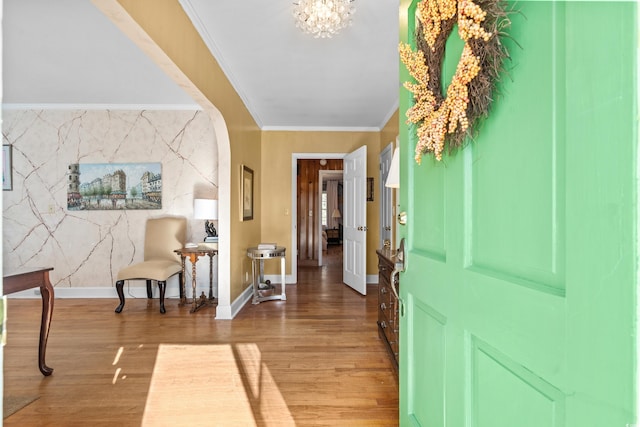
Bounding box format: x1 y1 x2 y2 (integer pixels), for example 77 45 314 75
178 272 184 300
115 280 125 313
146 280 153 299
158 281 166 314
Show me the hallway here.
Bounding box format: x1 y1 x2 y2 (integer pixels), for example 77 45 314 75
3 257 398 426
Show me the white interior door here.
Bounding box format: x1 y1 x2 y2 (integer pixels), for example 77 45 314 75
343 145 367 295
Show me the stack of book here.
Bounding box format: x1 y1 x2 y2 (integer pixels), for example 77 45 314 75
257 243 277 250
204 236 218 243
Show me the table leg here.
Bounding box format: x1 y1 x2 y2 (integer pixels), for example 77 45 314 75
208 253 214 301
179 255 187 306
39 271 54 376
259 259 265 286
190 254 198 313
280 256 287 301
251 258 258 304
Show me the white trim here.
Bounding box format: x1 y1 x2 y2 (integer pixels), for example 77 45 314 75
366 274 378 285
291 152 347 284
6 274 204 299
226 284 254 318
379 100 399 131
262 126 380 132
1 103 201 111
7 286 171 299
179 0 263 128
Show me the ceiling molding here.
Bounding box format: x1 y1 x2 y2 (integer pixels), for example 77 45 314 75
1 103 203 111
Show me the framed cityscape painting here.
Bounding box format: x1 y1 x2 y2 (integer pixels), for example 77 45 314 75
67 162 162 210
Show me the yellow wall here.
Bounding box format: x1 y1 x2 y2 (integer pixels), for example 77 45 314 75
381 110 399 151
261 131 382 277
102 0 399 302
111 0 262 303
230 128 262 291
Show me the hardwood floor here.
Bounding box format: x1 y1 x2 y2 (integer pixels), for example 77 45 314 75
3 256 398 426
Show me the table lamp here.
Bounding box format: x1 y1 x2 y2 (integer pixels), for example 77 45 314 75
194 198 218 242
385 147 400 188
331 208 341 229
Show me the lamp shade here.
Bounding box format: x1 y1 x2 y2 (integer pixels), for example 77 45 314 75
385 147 400 188
194 199 218 220
331 208 341 219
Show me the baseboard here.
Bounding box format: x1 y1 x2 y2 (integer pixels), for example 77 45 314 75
5 275 375 314
6 287 133 299
225 284 253 319
4 277 207 300
262 274 375 285
6 283 253 321
263 274 295 284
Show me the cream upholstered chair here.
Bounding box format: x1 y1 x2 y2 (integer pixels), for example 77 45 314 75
114 216 186 314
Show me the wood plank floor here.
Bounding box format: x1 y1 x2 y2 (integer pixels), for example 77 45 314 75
3 251 398 426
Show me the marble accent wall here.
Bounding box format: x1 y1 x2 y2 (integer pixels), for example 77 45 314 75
2 109 217 295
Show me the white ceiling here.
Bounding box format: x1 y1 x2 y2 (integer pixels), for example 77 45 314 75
3 0 399 131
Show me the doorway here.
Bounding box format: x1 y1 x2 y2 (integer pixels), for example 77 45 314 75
290 153 345 283
319 170 343 268
296 158 343 268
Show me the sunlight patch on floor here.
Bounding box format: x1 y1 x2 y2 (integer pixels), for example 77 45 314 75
141 344 294 426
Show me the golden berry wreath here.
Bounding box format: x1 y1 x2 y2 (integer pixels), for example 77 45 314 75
400 0 511 163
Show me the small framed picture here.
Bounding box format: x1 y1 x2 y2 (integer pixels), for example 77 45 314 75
367 177 374 202
241 165 254 221
3 145 13 191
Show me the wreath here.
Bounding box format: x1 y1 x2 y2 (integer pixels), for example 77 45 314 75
399 0 511 163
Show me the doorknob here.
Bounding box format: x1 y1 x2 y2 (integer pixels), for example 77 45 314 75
390 238 405 317
397 211 407 226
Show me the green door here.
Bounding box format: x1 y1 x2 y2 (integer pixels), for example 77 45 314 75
397 1 637 426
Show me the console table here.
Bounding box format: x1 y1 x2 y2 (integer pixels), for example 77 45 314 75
3 267 55 376
174 245 217 313
246 246 287 304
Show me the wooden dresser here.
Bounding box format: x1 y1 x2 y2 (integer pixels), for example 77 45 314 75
376 248 400 371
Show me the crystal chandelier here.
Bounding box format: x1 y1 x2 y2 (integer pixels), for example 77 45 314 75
293 0 356 39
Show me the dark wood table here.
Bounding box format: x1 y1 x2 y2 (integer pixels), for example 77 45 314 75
3 267 55 376
173 246 218 313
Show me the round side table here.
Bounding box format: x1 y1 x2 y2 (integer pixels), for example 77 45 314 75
246 246 287 304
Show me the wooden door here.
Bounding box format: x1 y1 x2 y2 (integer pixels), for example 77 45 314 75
398 1 637 426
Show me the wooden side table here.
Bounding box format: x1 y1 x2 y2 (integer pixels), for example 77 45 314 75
3 267 55 376
174 245 218 313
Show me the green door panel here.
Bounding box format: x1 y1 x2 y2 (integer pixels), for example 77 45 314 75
398 1 637 426
466 2 566 296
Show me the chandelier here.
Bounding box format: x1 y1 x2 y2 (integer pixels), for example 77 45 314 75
293 0 356 39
